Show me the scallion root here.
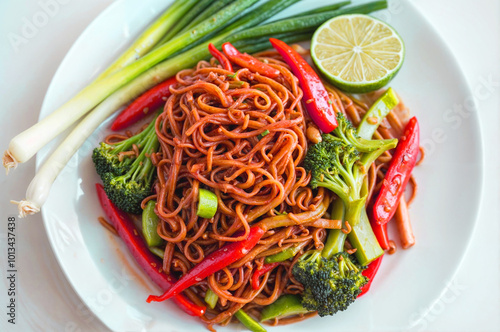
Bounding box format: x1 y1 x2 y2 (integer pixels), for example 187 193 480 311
10 200 40 218
3 150 18 174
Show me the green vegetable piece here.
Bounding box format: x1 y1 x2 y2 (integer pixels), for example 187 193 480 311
264 245 300 263
357 87 399 140
149 246 165 259
260 294 309 322
204 289 219 309
197 189 218 218
234 310 267 332
321 199 346 259
142 200 164 247
258 129 270 140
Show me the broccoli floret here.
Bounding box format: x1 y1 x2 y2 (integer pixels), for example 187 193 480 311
93 116 160 214
304 113 398 266
92 119 156 178
101 131 159 214
333 113 391 153
293 250 367 317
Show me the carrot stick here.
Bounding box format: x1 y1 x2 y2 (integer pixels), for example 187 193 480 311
394 197 415 249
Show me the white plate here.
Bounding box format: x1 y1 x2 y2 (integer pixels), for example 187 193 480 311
38 0 484 331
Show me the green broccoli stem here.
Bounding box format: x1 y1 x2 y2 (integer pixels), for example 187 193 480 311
322 199 346 259
127 129 159 184
322 196 382 266
112 118 156 154
347 208 383 266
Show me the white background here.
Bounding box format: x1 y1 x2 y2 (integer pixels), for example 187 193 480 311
0 0 498 331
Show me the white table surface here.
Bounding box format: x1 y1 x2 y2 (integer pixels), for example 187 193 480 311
0 0 498 331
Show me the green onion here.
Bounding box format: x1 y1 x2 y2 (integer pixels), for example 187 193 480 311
181 0 236 34
204 289 219 309
286 0 351 19
97 0 195 79
154 0 213 47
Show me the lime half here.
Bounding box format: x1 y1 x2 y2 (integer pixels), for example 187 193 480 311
311 14 405 93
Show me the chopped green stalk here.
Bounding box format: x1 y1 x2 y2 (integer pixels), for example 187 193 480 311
204 289 219 309
197 189 218 218
260 294 309 321
142 200 164 247
234 310 267 332
181 0 236 34
349 209 383 265
149 246 165 259
264 241 307 263
155 0 213 47
97 0 194 79
357 87 399 140
286 1 351 18
258 130 270 140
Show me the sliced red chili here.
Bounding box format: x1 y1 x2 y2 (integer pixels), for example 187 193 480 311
110 77 177 131
269 38 337 133
208 43 233 72
222 42 280 78
372 117 420 225
251 262 280 290
358 255 384 297
372 222 390 251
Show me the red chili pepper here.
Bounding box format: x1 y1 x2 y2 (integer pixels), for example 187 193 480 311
251 262 280 290
221 42 280 78
208 43 233 72
95 183 206 317
147 225 266 303
110 77 177 131
269 38 337 133
372 117 420 225
358 255 384 297
372 221 390 250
